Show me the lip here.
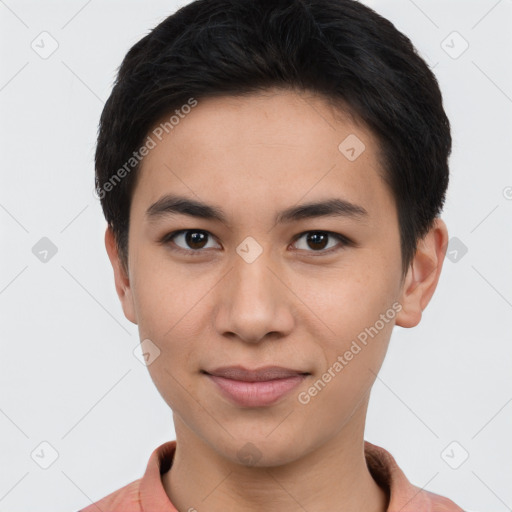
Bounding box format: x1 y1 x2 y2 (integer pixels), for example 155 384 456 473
203 365 309 407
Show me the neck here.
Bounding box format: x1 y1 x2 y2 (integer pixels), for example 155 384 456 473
163 407 388 512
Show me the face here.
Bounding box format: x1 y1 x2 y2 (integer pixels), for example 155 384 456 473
112 88 415 466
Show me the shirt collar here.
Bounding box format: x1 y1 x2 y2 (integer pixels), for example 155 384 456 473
138 439 461 512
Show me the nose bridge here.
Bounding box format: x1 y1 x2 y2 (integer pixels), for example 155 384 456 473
214 244 293 343
234 252 276 305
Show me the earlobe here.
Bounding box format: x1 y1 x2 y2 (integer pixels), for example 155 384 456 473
104 226 138 325
395 218 449 328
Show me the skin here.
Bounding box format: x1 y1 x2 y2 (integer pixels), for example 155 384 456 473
105 87 449 512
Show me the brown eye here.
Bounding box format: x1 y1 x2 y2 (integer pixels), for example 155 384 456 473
292 231 350 254
184 231 208 249
163 230 221 253
306 232 328 250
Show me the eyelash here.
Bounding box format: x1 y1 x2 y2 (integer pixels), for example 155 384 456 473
159 229 353 257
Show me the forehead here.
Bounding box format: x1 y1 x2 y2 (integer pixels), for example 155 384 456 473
131 89 395 225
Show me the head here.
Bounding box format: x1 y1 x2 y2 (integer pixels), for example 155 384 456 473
98 0 450 466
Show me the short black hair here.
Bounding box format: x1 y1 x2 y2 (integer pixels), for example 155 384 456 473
95 0 451 278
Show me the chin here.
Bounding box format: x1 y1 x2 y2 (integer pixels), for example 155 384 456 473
206 431 310 469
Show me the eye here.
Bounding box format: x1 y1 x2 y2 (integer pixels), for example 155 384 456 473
160 229 352 257
291 231 351 254
161 229 221 255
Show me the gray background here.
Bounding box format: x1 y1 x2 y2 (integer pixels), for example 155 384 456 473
0 0 511 511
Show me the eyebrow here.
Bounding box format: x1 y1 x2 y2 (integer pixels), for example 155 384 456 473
145 194 368 225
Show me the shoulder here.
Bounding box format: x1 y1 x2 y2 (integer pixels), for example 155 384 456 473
77 478 142 512
364 440 465 512
75 440 177 512
420 486 466 512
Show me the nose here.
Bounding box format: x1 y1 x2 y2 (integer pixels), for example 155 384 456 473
213 250 295 344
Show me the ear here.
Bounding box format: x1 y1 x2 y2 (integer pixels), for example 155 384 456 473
395 217 449 328
104 225 137 325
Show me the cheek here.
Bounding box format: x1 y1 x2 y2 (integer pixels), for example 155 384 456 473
130 246 204 336
295 265 396 389
131 264 206 411
129 253 225 378
294 261 393 338
297 297 394 425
